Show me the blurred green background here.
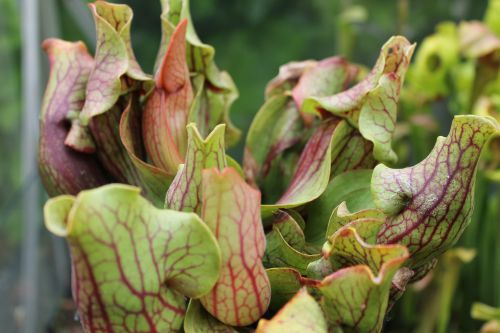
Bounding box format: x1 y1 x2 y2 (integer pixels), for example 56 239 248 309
0 0 497 332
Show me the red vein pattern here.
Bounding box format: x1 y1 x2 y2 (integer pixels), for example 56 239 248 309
80 3 130 122
373 116 499 267
39 39 109 196
54 185 220 333
276 118 340 205
143 19 193 174
119 98 173 206
200 168 271 326
166 124 226 213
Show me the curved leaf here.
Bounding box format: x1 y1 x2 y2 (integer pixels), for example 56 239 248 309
303 36 415 163
143 19 193 173
89 104 143 185
261 118 340 216
256 288 327 333
166 123 226 212
318 228 409 332
44 184 221 332
80 1 148 123
244 95 304 191
39 39 108 196
292 56 358 123
266 268 306 312
324 227 408 275
304 169 376 245
119 98 173 206
325 202 385 241
157 0 241 146
265 60 317 98
373 115 499 267
200 168 271 326
184 300 238 333
244 57 364 201
263 213 320 274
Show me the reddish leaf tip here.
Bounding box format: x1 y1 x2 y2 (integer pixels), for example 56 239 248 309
156 18 189 92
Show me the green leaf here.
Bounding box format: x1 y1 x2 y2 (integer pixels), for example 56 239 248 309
184 300 238 333
473 97 500 181
245 58 364 202
89 104 145 186
244 95 304 193
261 118 339 217
372 115 500 268
304 169 376 246
303 36 415 164
80 1 149 123
407 22 459 99
329 120 376 176
39 39 108 196
166 123 226 212
119 97 173 206
472 303 500 322
318 227 409 332
157 0 241 146
143 19 193 174
256 288 328 333
292 56 359 123
266 268 305 312
484 0 500 36
324 202 385 244
265 60 317 99
44 184 221 332
200 168 271 326
323 226 408 275
263 211 321 274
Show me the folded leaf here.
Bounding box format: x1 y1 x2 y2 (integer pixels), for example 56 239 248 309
329 120 376 176
166 123 226 212
89 104 143 184
324 202 385 241
184 300 238 333
246 57 363 201
474 97 500 181
119 97 173 206
79 1 149 125
261 118 339 216
200 168 271 326
266 268 307 312
292 56 358 123
318 229 409 332
261 118 377 218
189 73 241 146
157 0 241 146
324 226 408 275
304 169 376 245
265 60 317 98
303 36 415 163
263 212 320 274
373 115 499 267
244 95 304 192
143 19 193 173
64 2 151 153
39 39 109 196
256 288 328 333
44 184 221 332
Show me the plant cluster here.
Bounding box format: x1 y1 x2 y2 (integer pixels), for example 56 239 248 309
38 1 500 332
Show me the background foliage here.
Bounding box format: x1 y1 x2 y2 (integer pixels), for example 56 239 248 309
0 0 497 332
